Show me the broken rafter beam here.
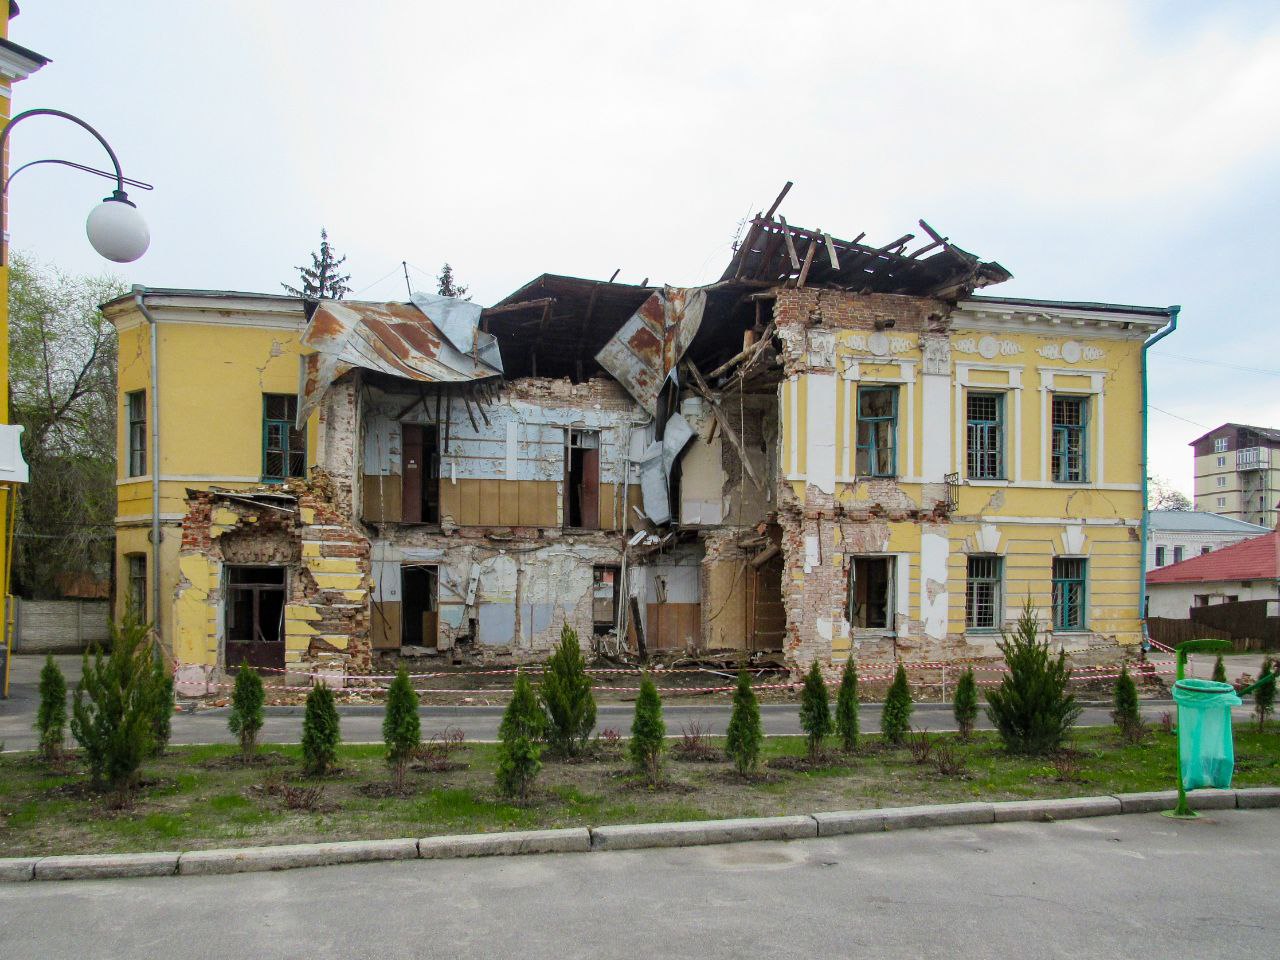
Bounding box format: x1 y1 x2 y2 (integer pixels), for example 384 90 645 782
778 216 802 270
681 360 763 490
763 181 793 220
481 297 555 317
796 236 818 288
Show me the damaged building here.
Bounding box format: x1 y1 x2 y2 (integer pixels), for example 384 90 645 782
105 186 1177 686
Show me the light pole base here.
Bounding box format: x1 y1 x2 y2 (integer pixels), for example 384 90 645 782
1160 809 1200 820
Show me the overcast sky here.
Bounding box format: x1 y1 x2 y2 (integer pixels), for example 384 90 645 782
8 1 1280 496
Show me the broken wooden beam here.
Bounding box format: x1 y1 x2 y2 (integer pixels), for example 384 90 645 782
681 360 763 490
480 297 555 317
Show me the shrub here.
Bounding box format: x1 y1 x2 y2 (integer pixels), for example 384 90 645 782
1256 655 1276 730
1051 750 1083 782
146 654 174 757
539 624 596 757
629 675 666 785
383 666 421 791
952 668 978 741
36 655 67 763
835 656 859 753
1212 655 1227 684
1158 711 1174 735
725 670 763 775
227 667 265 762
301 682 341 776
798 660 831 760
932 739 968 777
673 720 717 761
1112 664 1144 743
906 727 933 765
881 664 913 746
496 670 543 801
415 727 466 772
985 601 1082 755
70 614 156 804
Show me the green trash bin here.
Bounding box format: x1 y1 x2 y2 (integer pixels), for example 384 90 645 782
1171 678 1242 790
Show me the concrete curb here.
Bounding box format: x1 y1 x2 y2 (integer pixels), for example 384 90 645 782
2 786 1275 882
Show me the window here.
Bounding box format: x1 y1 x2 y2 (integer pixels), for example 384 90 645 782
126 390 147 477
592 567 620 635
1051 396 1088 482
262 394 306 481
1193 594 1210 607
856 386 898 477
126 553 146 615
1173 546 1184 564
847 557 895 629
965 556 1002 630
1052 558 1086 631
1214 437 1228 453
1201 546 1212 556
1216 476 1226 488
1216 455 1226 467
1260 496 1266 511
566 429 601 529
225 566 287 669
1155 546 1166 567
966 393 1004 480
1216 496 1226 507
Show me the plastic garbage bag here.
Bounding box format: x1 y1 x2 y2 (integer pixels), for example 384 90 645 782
1172 678 1242 790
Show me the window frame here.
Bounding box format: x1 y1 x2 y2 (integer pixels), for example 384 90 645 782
1052 557 1087 631
126 553 146 616
126 390 147 478
1214 437 1228 453
966 391 1005 480
262 394 307 482
965 555 1003 632
846 555 896 631
1154 546 1166 567
855 386 898 479
1173 546 1184 564
1050 394 1089 483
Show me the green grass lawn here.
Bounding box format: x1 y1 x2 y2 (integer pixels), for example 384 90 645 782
1 725 1277 857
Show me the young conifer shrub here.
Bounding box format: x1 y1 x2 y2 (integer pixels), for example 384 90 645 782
228 666 265 762
147 654 174 757
725 670 763 775
881 664 914 746
1112 663 1143 743
302 682 341 776
835 656 859 753
497 669 543 801
383 666 421 791
952 668 978 741
798 660 832 760
1255 656 1276 730
1212 655 1228 684
539 624 596 756
985 600 1082 755
36 655 67 763
629 675 666 785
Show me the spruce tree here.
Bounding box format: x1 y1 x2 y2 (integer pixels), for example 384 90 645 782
282 228 352 300
302 683 341 776
147 654 174 757
725 670 763 775
539 624 596 756
985 600 1082 755
496 670 543 801
383 666 421 792
436 262 470 300
1112 664 1143 743
881 664 914 746
1212 655 1227 684
835 656 859 753
629 675 666 785
798 660 832 761
952 668 978 741
227 666 265 762
36 655 67 763
1255 655 1276 730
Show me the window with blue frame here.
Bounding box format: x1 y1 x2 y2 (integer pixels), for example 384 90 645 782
1052 557 1086 630
1051 395 1088 482
966 392 1004 479
856 386 898 477
965 555 1002 630
262 394 306 481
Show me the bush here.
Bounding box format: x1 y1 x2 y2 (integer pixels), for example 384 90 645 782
36 655 67 763
932 739 968 777
301 682 341 776
985 601 1082 755
672 720 717 761
496 670 543 801
881 665 913 746
798 660 831 760
906 727 933 765
1112 664 1144 743
1212 655 1227 684
725 670 763 775
146 654 174 757
383 666 421 791
70 614 156 804
629 675 665 785
952 668 978 741
835 656 859 753
539 625 596 757
1256 655 1276 730
227 667 265 762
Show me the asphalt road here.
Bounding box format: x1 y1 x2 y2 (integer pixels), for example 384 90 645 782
2 810 1277 959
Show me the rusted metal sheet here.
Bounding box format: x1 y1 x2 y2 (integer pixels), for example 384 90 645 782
594 286 707 414
297 299 502 427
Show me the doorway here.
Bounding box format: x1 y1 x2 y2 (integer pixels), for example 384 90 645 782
565 429 600 529
225 565 286 669
401 423 440 524
848 556 894 629
402 564 439 648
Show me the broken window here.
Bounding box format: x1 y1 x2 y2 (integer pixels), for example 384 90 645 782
126 553 146 616
855 386 897 478
127 390 146 477
401 564 438 648
225 566 286 669
592 566 619 635
401 424 440 524
565 429 600 529
965 555 1002 631
966 392 1004 480
847 556 894 630
1052 557 1086 631
1050 395 1088 483
262 394 306 481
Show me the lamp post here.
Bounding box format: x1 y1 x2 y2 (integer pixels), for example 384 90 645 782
0 107 151 697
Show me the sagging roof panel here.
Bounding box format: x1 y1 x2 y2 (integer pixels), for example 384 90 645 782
594 286 708 415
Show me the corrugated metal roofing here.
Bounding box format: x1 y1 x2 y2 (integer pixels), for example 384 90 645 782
1147 531 1280 584
1148 511 1271 534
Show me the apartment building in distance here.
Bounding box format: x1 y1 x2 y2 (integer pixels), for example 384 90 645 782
1191 424 1280 528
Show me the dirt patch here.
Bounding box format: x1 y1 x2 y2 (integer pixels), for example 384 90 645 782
768 752 848 772
358 781 415 800
201 752 292 770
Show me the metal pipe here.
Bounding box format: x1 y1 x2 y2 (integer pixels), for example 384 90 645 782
1139 305 1180 636
133 286 164 643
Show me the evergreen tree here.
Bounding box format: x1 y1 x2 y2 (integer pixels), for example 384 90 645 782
1255 655 1276 730
985 600 1082 755
881 664 914 746
496 670 543 801
302 683 341 776
282 228 352 300
70 613 156 804
147 653 174 757
227 666 265 762
1112 664 1143 743
36 654 67 763
725 670 763 775
629 675 666 785
539 624 596 756
834 656 859 753
952 668 978 741
383 666 421 792
1212 655 1227 684
436 262 470 300
798 660 832 760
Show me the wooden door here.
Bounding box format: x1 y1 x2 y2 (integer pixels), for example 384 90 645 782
402 424 423 523
580 448 600 530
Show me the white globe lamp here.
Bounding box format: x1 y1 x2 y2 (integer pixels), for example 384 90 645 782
85 190 149 263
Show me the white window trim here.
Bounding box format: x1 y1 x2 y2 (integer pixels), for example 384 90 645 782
838 359 916 482
954 364 1023 484
1039 369 1106 486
